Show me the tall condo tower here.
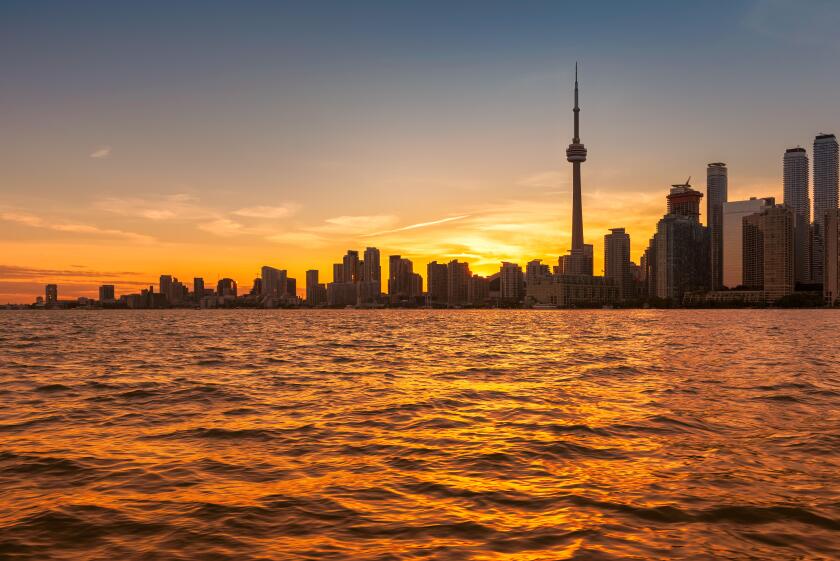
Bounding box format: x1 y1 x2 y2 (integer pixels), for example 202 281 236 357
784 147 810 284
561 63 592 276
707 163 728 290
812 133 839 283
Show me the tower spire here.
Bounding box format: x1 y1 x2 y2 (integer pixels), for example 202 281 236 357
573 62 580 143
566 64 587 255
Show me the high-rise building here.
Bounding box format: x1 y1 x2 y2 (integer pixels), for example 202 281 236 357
742 205 795 300
653 214 709 302
305 270 320 305
342 250 360 284
426 261 448 306
193 278 205 300
499 262 524 304
561 64 592 276
159 275 173 302
467 275 490 307
216 278 237 297
784 146 811 284
604 227 632 300
667 181 704 220
260 266 287 300
824 209 840 305
387 255 420 304
525 259 550 287
98 284 115 303
722 198 775 288
446 260 471 307
812 134 839 284
332 263 344 283
363 247 381 285
707 163 728 289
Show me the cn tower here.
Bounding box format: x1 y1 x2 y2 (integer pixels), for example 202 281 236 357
566 62 587 253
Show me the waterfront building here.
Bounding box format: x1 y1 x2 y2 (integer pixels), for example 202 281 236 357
193 278 204 301
342 250 360 284
784 147 811 284
45 284 58 306
332 263 344 283
387 255 421 305
326 282 356 307
467 275 490 306
604 227 632 300
426 261 448 306
362 247 381 291
499 262 524 304
525 259 550 287
722 198 775 288
260 266 287 303
812 134 839 283
305 270 320 305
526 274 616 307
823 209 840 304
286 278 297 299
653 214 709 302
446 260 471 307
216 278 237 298
159 275 172 302
707 162 728 289
742 205 795 301
666 181 703 220
98 284 115 303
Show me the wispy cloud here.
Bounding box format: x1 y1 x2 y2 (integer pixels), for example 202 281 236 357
197 218 246 237
364 214 470 237
232 205 299 219
94 194 210 221
89 146 111 159
1 211 154 243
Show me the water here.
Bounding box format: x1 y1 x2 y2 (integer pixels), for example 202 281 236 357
1 310 838 560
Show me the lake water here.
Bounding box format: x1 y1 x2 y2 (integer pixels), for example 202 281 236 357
1 310 838 560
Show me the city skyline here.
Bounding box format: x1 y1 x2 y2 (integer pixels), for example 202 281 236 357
3 2 840 303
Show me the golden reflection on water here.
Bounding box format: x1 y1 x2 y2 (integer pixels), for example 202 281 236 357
0 309 838 560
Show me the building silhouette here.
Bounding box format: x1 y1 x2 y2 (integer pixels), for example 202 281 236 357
784 147 811 284
824 208 840 304
812 133 839 284
446 260 471 307
426 261 448 306
604 228 632 300
722 198 775 288
499 262 524 304
742 205 795 300
707 162 728 289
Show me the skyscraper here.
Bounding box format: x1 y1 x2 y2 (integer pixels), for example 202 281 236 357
446 260 471 307
742 205 795 300
499 262 524 304
98 284 115 303
193 277 204 300
426 261 448 306
667 181 703 220
260 266 287 300
362 247 381 289
812 133 839 283
342 250 360 284
707 162 728 289
721 198 774 288
45 284 57 305
604 227 632 300
561 64 592 276
784 146 810 284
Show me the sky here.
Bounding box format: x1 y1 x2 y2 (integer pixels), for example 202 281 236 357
2 0 840 302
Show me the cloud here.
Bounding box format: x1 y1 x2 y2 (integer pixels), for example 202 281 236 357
94 194 210 221
364 214 470 237
1 211 154 243
232 205 299 219
266 232 329 247
517 170 569 190
89 146 111 159
197 218 246 236
0 264 143 280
